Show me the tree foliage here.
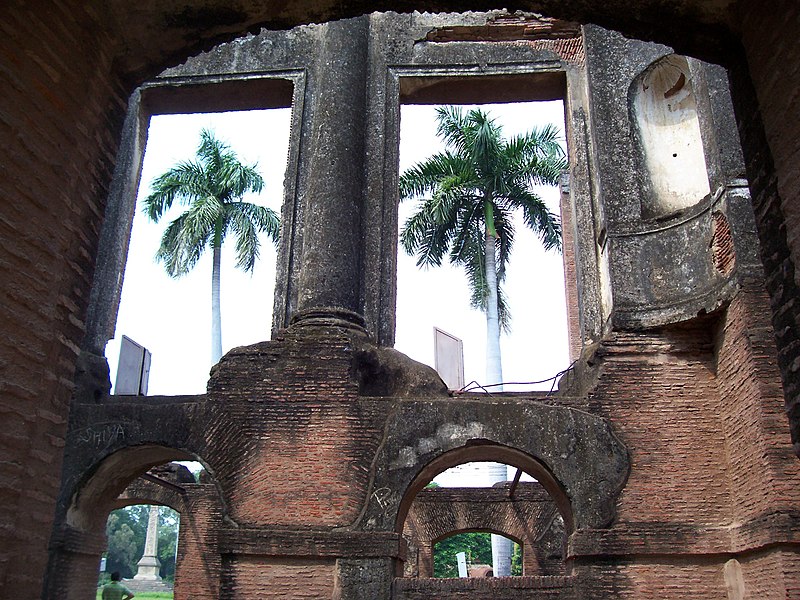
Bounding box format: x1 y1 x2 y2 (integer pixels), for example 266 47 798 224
104 505 180 582
433 532 493 578
399 106 566 330
143 129 279 278
511 542 523 576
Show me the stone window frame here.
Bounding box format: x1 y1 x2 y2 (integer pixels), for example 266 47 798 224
372 60 605 352
84 71 305 362
87 26 608 372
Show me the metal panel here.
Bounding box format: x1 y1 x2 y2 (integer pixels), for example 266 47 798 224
433 327 464 391
114 335 151 395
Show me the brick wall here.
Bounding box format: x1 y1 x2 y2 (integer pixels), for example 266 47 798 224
172 488 224 600
734 0 800 453
589 326 731 526
403 484 564 576
393 575 575 599
221 557 336 599
715 281 800 525
202 331 390 528
0 1 126 595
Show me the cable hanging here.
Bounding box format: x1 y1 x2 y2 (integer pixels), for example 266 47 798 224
455 360 577 395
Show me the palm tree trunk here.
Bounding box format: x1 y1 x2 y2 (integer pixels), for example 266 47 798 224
483 202 511 576
211 243 222 364
484 230 503 390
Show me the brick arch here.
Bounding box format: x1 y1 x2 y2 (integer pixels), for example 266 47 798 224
403 483 566 577
394 445 575 536
113 473 224 600
431 526 525 548
48 445 222 600
362 400 628 534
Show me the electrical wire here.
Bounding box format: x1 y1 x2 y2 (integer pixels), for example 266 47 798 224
455 360 577 395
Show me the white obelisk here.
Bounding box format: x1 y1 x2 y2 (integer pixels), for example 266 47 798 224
134 505 162 581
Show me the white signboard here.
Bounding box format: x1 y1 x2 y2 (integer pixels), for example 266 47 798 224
434 327 464 391
114 335 151 395
456 551 468 578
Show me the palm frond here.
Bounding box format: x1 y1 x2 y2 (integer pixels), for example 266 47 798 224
515 189 562 252
143 161 210 221
493 203 515 278
435 106 472 159
218 161 265 201
154 214 212 277
504 125 568 187
399 152 474 200
231 202 280 245
223 201 280 273
400 200 459 268
225 204 261 273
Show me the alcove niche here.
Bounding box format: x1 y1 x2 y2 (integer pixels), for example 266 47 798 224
631 54 711 219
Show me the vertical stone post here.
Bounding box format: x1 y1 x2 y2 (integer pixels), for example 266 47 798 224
292 17 369 332
134 505 162 581
332 558 394 600
418 543 434 577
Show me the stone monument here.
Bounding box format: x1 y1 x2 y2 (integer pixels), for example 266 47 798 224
134 505 161 581
128 505 171 592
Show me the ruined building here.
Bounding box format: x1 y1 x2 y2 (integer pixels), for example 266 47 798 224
2 2 800 600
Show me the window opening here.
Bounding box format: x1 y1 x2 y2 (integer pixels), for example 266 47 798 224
107 108 291 395
396 101 570 392
401 460 566 579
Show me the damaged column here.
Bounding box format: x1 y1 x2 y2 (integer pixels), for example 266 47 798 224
292 17 369 332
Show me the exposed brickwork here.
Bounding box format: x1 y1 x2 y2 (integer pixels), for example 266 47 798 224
403 484 564 576
117 476 223 600
48 290 800 598
425 15 581 42
425 20 585 65
733 0 800 455
588 325 732 526
393 574 575 599
202 330 392 528
715 281 800 526
221 557 336 599
0 1 126 595
711 212 736 276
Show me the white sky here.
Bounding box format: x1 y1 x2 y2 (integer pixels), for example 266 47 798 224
107 101 570 399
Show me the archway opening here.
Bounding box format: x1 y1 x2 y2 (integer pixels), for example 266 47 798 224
101 503 180 594
52 447 222 600
396 445 571 581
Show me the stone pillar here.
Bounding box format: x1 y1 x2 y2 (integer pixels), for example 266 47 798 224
292 17 369 332
134 505 162 581
418 543 433 577
332 558 393 600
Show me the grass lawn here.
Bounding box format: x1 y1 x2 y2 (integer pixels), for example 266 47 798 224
97 592 172 600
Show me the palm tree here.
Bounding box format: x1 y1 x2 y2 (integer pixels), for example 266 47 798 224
143 129 280 365
400 106 566 390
